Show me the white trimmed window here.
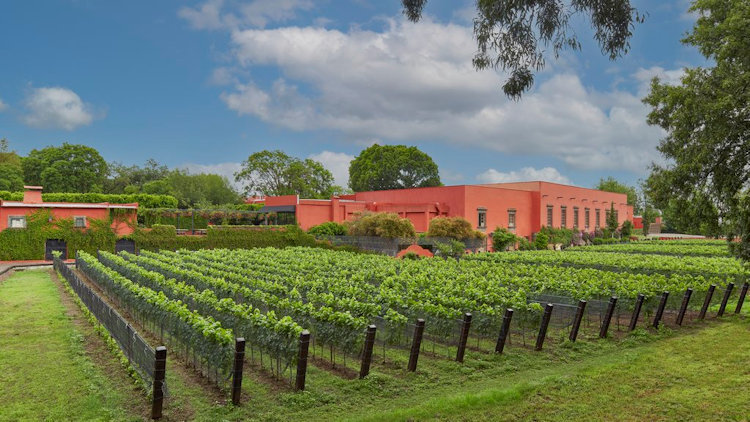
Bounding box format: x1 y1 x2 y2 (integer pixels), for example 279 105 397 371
8 216 26 229
507 209 516 230
477 208 487 230
74 216 87 228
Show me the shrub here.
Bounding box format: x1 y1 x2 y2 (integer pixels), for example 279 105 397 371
433 240 466 260
346 212 416 238
539 226 574 245
518 237 535 250
427 217 485 239
621 220 633 238
533 232 549 250
308 222 348 236
491 227 518 251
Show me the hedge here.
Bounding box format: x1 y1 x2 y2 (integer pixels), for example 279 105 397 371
131 225 320 250
0 210 361 260
0 191 178 209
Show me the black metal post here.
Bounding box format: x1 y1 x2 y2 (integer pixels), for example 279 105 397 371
735 282 749 314
231 338 245 405
495 308 513 353
456 313 472 363
569 300 586 342
599 297 618 338
295 331 310 391
191 210 196 235
676 288 693 326
407 319 425 372
151 346 167 420
629 294 644 331
653 291 669 329
699 285 716 319
535 304 553 351
718 283 735 317
359 325 377 379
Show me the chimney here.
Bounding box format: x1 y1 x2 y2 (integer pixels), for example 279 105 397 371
23 186 43 204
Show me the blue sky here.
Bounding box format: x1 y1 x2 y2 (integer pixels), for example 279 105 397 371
0 0 702 191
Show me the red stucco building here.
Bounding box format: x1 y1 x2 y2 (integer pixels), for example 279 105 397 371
259 181 633 239
0 186 138 236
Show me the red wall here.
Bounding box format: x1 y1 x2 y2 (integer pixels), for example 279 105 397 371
0 205 136 235
263 182 634 239
492 182 632 231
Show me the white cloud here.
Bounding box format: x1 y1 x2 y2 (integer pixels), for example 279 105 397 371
476 167 571 184
179 0 313 30
0 98 8 112
633 66 685 95
178 0 226 30
212 18 674 174
308 151 354 187
239 0 313 28
22 87 98 130
181 161 244 190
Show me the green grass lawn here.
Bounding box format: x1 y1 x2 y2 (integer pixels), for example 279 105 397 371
358 319 750 421
0 270 140 421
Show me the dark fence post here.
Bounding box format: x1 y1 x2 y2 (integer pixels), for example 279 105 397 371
676 288 693 326
718 283 735 317
629 294 645 331
151 346 167 420
495 308 514 353
295 331 310 391
535 304 553 351
359 325 377 379
734 282 749 314
456 313 472 363
599 297 618 338
569 300 587 342
231 338 245 406
407 319 425 372
699 285 716 320
653 291 669 329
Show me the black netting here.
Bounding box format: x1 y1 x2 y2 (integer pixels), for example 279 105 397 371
54 258 163 393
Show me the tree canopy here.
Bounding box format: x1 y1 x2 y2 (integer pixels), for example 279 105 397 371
348 144 441 192
595 177 640 213
22 143 108 193
642 0 747 245
0 139 24 191
235 150 338 199
403 0 643 99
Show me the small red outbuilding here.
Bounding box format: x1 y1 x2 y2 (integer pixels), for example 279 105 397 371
0 186 138 236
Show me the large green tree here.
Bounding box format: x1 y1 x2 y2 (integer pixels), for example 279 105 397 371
142 171 239 208
596 177 640 214
0 139 24 191
643 0 747 249
22 143 108 193
348 144 441 192
235 150 337 199
403 0 643 99
104 159 171 194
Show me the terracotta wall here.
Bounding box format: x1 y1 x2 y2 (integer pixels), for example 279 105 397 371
0 206 136 235
264 182 634 236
